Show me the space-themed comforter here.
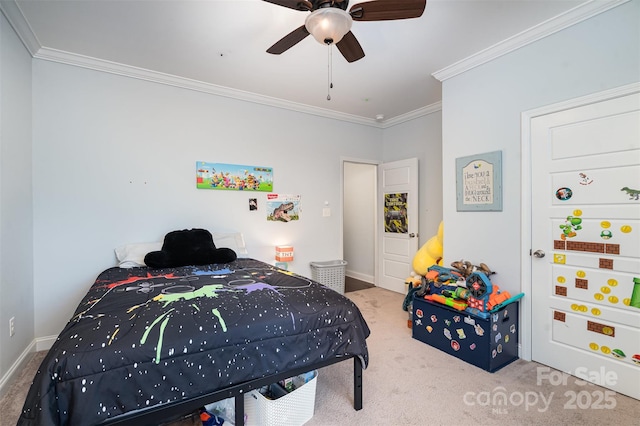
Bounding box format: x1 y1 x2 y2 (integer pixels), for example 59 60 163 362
19 258 370 426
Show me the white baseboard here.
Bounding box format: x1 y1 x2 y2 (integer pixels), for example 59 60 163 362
0 340 36 401
0 334 58 400
345 270 374 284
35 335 57 352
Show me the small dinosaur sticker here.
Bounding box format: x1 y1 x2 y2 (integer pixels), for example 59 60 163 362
621 187 639 200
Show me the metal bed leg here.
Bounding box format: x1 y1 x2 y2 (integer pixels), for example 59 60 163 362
235 394 245 425
353 357 363 410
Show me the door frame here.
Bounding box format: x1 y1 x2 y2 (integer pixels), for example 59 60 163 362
340 157 381 286
519 82 640 362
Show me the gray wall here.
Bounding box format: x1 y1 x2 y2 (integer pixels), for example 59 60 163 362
0 12 34 390
384 111 444 248
441 0 640 296
31 59 384 338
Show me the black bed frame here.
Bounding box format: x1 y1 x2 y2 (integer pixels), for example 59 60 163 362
102 355 363 426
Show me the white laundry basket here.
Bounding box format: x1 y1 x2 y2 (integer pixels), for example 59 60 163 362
310 260 347 294
244 371 318 426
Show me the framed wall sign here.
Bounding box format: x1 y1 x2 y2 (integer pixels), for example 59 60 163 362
456 151 502 211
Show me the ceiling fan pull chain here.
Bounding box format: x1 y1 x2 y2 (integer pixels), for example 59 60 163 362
327 44 333 101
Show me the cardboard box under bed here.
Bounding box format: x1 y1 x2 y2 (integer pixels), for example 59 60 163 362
412 296 519 372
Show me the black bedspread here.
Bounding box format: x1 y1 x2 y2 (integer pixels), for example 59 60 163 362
19 259 370 426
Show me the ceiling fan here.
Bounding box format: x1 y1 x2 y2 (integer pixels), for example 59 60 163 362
263 0 427 63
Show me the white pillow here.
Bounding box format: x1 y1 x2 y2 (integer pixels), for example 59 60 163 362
115 241 162 268
212 232 248 258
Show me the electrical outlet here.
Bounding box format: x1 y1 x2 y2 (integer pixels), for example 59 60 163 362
9 317 15 337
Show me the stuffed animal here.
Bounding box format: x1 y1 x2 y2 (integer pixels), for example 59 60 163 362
411 221 444 276
144 228 237 268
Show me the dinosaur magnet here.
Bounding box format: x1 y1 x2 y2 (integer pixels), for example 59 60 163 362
621 186 639 200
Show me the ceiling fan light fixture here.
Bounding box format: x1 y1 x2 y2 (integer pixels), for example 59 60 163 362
305 8 352 45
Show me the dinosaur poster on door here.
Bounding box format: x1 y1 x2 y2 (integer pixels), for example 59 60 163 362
267 194 301 222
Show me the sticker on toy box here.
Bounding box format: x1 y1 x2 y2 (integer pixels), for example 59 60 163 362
451 340 460 351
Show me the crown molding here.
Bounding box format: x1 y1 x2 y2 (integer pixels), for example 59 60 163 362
381 102 442 128
33 44 440 128
0 0 41 55
36 47 389 127
433 0 630 82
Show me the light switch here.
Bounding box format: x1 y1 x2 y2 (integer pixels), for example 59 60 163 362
323 207 331 217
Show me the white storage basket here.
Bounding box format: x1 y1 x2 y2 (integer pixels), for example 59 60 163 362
244 371 317 426
309 260 347 294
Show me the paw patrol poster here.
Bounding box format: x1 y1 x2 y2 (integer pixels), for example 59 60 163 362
196 162 273 192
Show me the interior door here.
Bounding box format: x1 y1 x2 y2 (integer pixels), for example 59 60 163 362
530 91 640 399
377 158 419 293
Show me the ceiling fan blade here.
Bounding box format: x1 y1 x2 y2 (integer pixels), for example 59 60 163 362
262 0 312 11
349 0 426 21
336 31 365 63
267 25 310 55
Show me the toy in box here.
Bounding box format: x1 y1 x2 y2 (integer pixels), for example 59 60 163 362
412 295 520 372
423 265 521 319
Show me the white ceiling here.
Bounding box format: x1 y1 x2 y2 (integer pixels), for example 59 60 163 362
3 0 604 125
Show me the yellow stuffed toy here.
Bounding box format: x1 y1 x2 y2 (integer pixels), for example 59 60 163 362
411 221 444 277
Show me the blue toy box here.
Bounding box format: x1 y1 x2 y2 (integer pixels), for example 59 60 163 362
412 295 519 372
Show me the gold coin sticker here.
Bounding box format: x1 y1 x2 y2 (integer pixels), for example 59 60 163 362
608 295 619 304
591 308 601 316
623 298 631 306
600 286 611 294
576 270 586 278
601 221 611 228
589 342 599 351
602 326 614 336
601 346 611 354
579 305 588 312
620 225 632 233
607 279 618 287
571 304 579 311
573 209 582 216
594 293 604 301
557 276 566 283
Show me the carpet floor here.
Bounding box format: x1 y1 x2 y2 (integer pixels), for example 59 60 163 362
3 287 638 426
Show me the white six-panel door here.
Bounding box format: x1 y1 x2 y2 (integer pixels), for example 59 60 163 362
530 90 640 399
377 158 419 293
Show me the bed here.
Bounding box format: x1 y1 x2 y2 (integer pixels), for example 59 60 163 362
18 257 370 425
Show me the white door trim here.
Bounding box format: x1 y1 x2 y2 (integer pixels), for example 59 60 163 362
520 82 640 361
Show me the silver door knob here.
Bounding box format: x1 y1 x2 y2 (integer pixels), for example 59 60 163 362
533 250 545 258
409 233 416 238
